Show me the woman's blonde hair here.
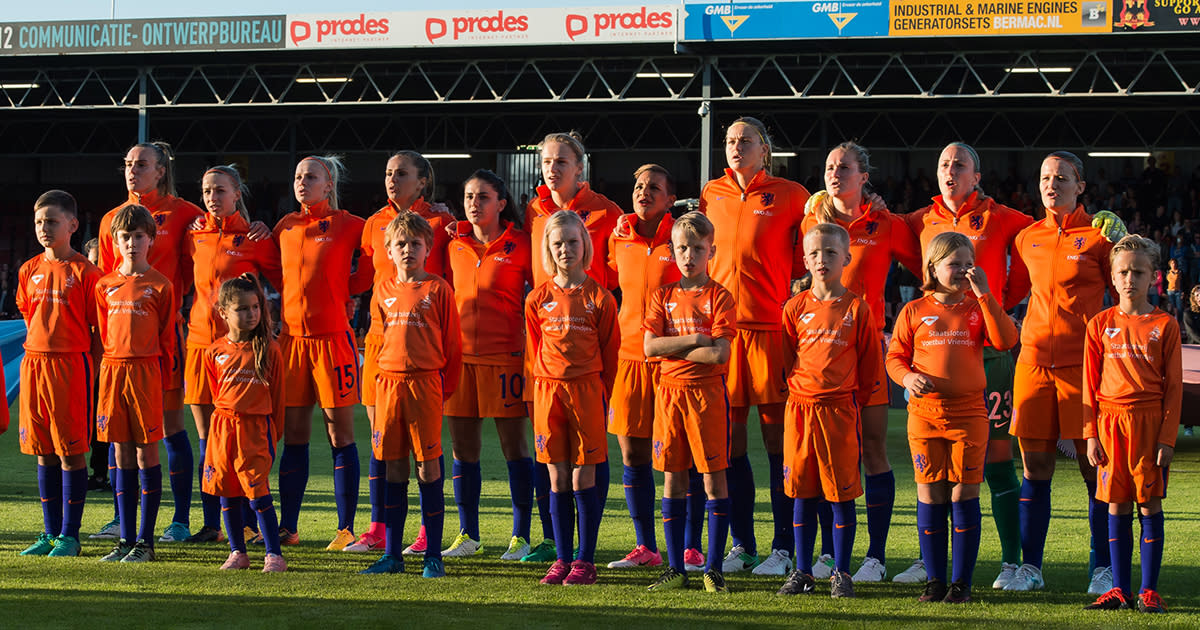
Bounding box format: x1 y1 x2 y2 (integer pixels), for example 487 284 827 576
810 141 872 224
539 131 586 164
202 164 250 221
125 141 177 197
299 155 347 209
540 210 592 277
921 231 974 292
727 116 774 174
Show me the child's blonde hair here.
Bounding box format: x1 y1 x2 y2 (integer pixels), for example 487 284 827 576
671 211 714 243
385 211 434 249
541 210 592 277
802 222 851 253
109 204 156 239
1109 233 1160 269
216 273 274 383
921 231 974 292
1190 285 1200 313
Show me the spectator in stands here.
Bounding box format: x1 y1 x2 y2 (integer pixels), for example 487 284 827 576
1184 285 1200 344
0 267 15 319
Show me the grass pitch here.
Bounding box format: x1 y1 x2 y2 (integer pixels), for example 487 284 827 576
0 404 1197 629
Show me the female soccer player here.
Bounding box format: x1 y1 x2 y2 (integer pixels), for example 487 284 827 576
520 132 622 562
348 151 453 554
1005 151 1122 593
204 275 287 572
98 142 205 544
701 116 809 576
273 155 373 550
442 170 536 560
801 142 922 582
184 165 282 543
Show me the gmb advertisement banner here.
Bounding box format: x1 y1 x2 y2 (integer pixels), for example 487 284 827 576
682 2 889 40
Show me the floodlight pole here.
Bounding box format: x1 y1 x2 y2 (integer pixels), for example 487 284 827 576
137 70 148 143
699 57 712 187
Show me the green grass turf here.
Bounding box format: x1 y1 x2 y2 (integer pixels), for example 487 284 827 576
0 403 1197 629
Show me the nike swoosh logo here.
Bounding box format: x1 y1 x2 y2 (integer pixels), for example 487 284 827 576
792 522 806 527
586 447 599 453
923 529 942 535
68 440 80 445
841 483 853 490
706 455 718 461
954 526 975 533
340 390 353 398
835 523 848 529
426 444 437 449
992 421 1008 429
1143 538 1160 544
503 401 521 408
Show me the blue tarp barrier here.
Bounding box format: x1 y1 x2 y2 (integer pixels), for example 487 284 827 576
0 319 26 407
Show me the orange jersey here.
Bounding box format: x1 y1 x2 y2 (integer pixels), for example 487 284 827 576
17 252 101 353
608 213 681 361
373 274 463 395
1015 205 1113 368
204 336 285 444
701 169 810 330
95 268 176 360
908 192 1034 310
186 213 283 347
642 279 737 381
887 293 1019 405
448 221 532 359
525 276 619 385
99 190 204 312
1083 307 1182 447
782 289 882 402
524 182 622 290
273 200 373 337
801 203 922 331
362 198 455 337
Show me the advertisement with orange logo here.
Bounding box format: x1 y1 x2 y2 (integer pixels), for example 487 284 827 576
889 0 1112 36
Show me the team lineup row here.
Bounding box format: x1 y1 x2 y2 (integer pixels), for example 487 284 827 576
7 117 1176 612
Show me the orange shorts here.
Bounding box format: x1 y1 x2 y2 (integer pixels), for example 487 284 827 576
202 408 275 499
727 328 789 415
96 357 164 445
19 352 94 457
374 370 444 462
865 338 890 408
532 375 608 466
906 396 987 485
361 333 382 408
608 359 660 438
653 376 730 474
183 345 212 406
1011 362 1083 441
784 396 863 502
281 330 361 408
1094 402 1168 504
444 358 527 419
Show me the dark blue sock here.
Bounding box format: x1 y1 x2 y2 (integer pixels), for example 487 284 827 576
864 471 895 563
369 456 385 524
794 497 818 574
575 485 601 564
1140 511 1164 593
117 468 138 542
832 500 857 574
767 452 791 554
1084 479 1110 568
818 499 834 556
108 445 119 519
251 495 281 555
950 498 981 586
198 438 221 530
62 468 86 538
331 444 359 532
37 464 62 536
535 461 553 541
550 490 574 561
625 464 658 551
384 481 408 557
137 465 162 542
221 497 247 553
243 500 259 533
164 430 193 525
419 472 445 560
706 497 731 572
662 497 688 571
728 454 756 554
595 458 610 513
453 459 482 540
685 468 705 552
1110 512 1133 597
278 443 309 533
1018 478 1051 568
917 501 948 582
507 458 533 540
